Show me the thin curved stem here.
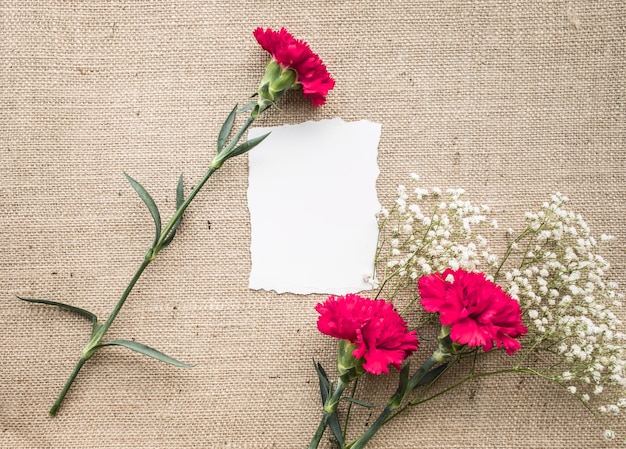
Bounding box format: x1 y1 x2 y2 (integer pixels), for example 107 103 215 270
342 378 359 442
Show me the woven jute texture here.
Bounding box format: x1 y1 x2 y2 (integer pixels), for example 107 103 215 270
1 1 625 448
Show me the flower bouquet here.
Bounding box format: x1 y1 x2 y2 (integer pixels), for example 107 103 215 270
308 177 625 448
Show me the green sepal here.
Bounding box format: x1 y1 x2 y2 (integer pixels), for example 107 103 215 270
124 173 162 248
217 105 238 152
96 340 193 368
415 363 448 388
227 132 270 159
161 173 185 249
237 101 257 114
17 296 98 330
340 397 375 408
259 82 270 100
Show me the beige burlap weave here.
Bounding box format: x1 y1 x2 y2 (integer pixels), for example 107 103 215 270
1 1 625 448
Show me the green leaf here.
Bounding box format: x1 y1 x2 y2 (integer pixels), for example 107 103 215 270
391 362 411 407
328 412 344 449
237 101 257 114
217 104 238 152
312 360 343 448
161 173 184 249
124 173 162 248
17 296 97 325
313 360 331 403
340 397 375 408
97 340 193 368
227 132 270 159
415 363 448 388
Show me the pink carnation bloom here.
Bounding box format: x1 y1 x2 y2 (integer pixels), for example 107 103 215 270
315 294 419 375
254 27 335 106
418 269 527 355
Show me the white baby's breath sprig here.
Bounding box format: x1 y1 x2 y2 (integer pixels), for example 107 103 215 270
373 179 625 444
499 193 625 441
375 176 498 313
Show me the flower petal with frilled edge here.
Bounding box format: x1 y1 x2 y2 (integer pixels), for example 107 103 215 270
316 294 419 375
419 269 527 354
254 27 335 106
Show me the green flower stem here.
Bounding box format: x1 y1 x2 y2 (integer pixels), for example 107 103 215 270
342 378 360 441
209 116 256 170
324 378 348 414
48 110 257 416
404 355 438 399
345 407 392 449
385 358 459 425
346 356 438 449
308 413 330 449
101 257 152 333
492 202 563 282
51 254 153 416
407 368 555 409
374 208 437 302
308 378 348 449
49 357 87 416
156 166 216 252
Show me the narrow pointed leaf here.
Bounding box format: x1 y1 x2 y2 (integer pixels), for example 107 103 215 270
17 296 97 324
394 362 411 404
162 173 185 249
237 101 257 114
97 340 193 368
398 362 410 392
415 363 448 388
217 104 238 152
313 360 331 403
124 173 161 247
312 360 343 448
176 173 184 208
227 132 270 159
340 397 375 408
328 413 344 449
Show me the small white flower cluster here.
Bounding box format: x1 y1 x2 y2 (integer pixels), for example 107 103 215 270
374 174 498 301
376 179 626 442
502 193 625 440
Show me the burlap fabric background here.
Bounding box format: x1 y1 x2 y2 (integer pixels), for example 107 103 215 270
1 1 624 448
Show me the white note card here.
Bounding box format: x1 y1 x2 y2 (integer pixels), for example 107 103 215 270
247 118 381 295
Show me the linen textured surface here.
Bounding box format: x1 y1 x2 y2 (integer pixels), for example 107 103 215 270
1 1 624 448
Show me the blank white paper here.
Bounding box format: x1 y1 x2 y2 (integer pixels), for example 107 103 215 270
247 118 381 295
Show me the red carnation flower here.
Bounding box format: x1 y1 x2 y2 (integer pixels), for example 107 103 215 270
315 294 419 375
418 269 527 355
254 27 335 106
